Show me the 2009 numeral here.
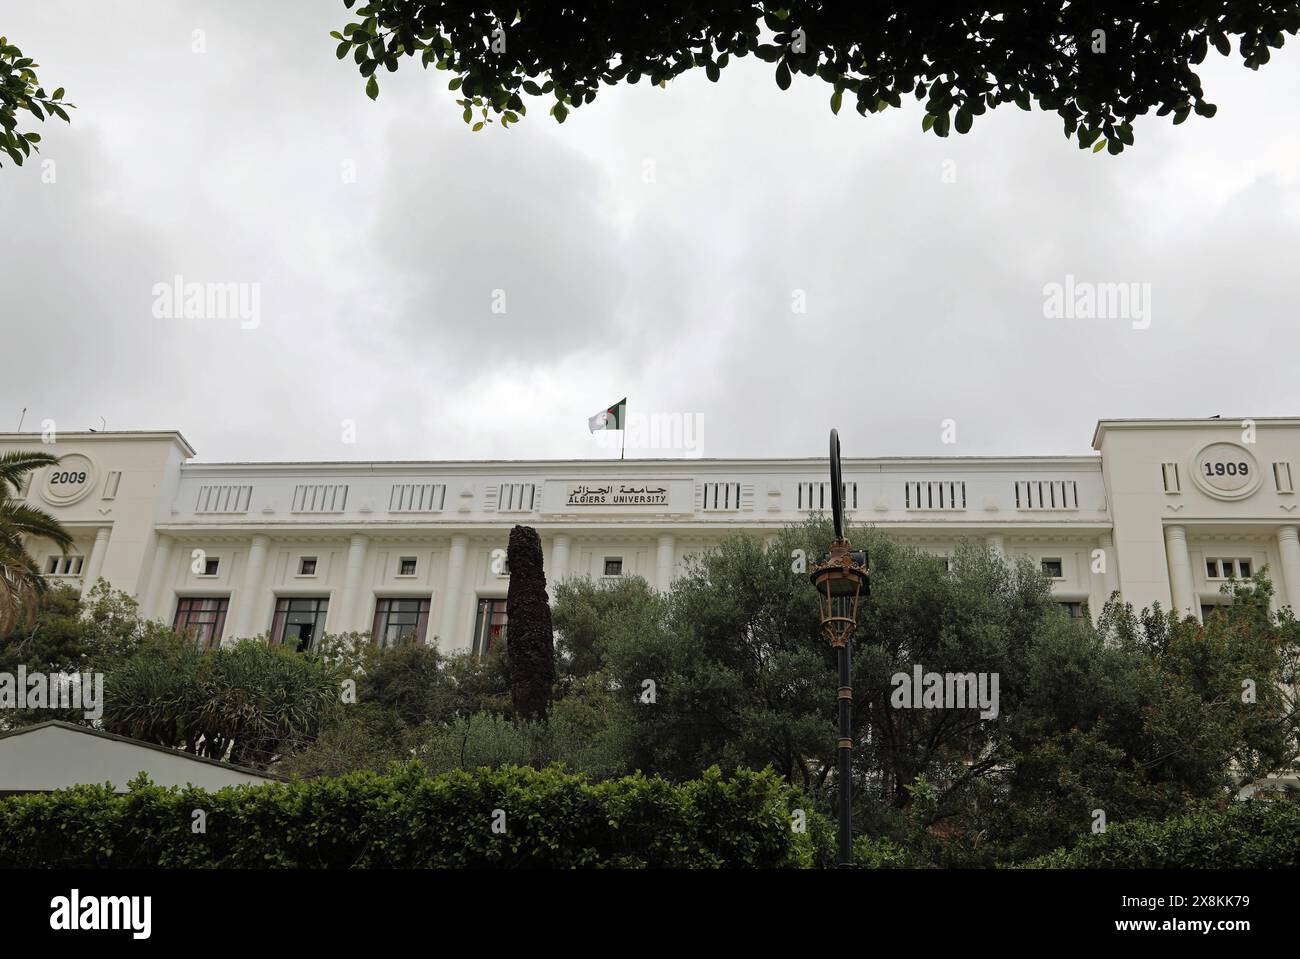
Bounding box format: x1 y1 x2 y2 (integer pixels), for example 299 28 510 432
1204 462 1248 477
50 471 87 485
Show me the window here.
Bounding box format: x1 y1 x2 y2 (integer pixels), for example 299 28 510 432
398 556 418 577
1041 558 1064 578
472 598 507 656
1274 462 1295 494
195 484 253 514
1015 480 1079 510
799 481 858 510
298 556 318 576
201 556 220 577
371 598 431 648
1207 558 1252 580
291 484 349 513
173 597 229 650
905 481 965 511
102 470 121 499
271 597 329 652
388 483 446 513
1058 602 1085 619
44 555 84 576
496 483 537 512
1161 463 1181 494
603 557 623 577
701 482 742 511
1201 603 1229 622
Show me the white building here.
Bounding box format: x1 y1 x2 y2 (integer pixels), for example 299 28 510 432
4 417 1298 653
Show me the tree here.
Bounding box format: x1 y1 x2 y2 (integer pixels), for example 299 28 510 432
551 520 1300 863
0 451 74 636
333 2 1300 151
104 636 347 768
505 524 555 720
0 37 72 169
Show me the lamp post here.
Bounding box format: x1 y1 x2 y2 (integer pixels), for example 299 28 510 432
808 429 869 868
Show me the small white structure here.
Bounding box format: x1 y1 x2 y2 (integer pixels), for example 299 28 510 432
0 721 279 794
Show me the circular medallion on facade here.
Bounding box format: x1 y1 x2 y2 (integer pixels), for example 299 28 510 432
40 453 98 507
1190 442 1261 500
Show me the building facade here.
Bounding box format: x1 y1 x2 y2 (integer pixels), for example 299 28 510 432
4 418 1299 652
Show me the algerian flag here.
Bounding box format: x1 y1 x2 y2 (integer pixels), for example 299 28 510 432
588 398 626 432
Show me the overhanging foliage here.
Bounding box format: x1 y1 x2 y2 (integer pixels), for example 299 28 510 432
334 1 1300 151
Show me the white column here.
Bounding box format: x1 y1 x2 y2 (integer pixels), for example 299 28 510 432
1164 525 1196 620
81 526 112 595
548 533 571 602
142 535 174 620
1276 526 1300 612
437 534 469 648
656 533 676 591
985 533 1005 558
232 534 270 640
336 534 370 634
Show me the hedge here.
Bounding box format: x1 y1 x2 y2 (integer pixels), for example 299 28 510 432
1023 799 1300 868
0 763 825 868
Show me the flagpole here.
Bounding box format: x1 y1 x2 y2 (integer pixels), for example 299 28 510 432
620 428 625 460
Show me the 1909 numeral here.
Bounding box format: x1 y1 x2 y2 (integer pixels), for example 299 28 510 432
1204 462 1248 477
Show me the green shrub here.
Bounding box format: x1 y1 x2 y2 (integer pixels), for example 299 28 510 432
853 834 921 868
1022 799 1300 868
0 763 819 869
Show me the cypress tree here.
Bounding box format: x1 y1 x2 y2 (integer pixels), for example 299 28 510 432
505 525 555 720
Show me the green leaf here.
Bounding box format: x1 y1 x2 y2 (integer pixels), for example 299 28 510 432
552 102 568 123
52 87 63 100
954 107 972 134
365 75 379 100
1093 138 1106 152
705 62 720 83
336 41 350 60
830 88 842 114
775 61 791 90
921 113 936 132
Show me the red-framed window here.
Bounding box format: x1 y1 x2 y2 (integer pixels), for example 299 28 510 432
472 598 507 656
173 597 229 650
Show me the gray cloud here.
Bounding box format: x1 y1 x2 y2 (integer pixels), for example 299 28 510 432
2 1 1297 462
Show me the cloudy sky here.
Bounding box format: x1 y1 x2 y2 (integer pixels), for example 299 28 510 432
3 2 1298 464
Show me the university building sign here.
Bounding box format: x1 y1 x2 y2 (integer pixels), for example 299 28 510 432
544 479 691 513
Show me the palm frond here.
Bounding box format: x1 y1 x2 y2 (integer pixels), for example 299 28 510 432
0 450 59 497
0 499 75 551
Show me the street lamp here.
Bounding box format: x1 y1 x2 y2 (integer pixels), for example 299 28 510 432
808 428 869 868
